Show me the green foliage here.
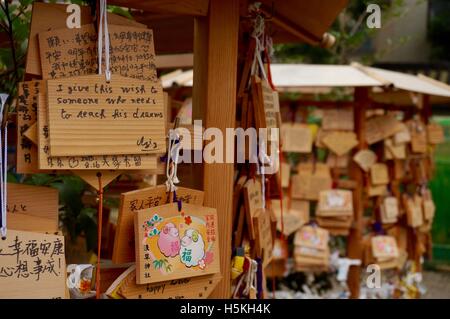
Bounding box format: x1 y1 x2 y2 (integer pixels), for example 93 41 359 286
273 0 410 65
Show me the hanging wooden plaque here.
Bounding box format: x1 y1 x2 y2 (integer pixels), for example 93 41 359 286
365 115 402 145
384 138 406 160
353 149 377 172
256 80 279 129
253 209 274 268
368 184 387 197
281 162 291 188
16 81 43 174
281 123 312 153
321 131 358 156
326 153 349 169
113 185 204 264
408 120 427 154
243 178 263 239
317 189 353 216
112 265 222 299
25 2 145 76
291 163 332 200
422 190 435 221
7 183 59 233
394 122 411 145
427 123 445 144
370 163 389 185
39 24 157 81
46 74 165 156
381 196 399 224
0 230 66 298
371 236 399 260
37 93 157 170
294 226 329 251
404 194 424 228
321 108 354 131
134 203 220 285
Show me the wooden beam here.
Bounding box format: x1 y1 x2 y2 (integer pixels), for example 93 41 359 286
201 0 239 298
156 53 194 69
108 0 209 16
347 87 369 298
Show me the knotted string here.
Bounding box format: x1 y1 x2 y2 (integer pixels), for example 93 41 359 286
165 129 182 210
97 0 111 82
0 93 8 239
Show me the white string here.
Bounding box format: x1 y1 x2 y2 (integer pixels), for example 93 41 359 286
97 0 111 82
258 139 271 210
165 129 181 193
0 93 8 238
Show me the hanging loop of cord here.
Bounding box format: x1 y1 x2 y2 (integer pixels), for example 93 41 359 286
97 0 111 82
0 94 9 239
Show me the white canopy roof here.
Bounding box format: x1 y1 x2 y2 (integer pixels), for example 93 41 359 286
162 63 450 101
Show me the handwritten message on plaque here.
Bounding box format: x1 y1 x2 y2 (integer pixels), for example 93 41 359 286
37 93 156 170
134 203 220 285
47 74 165 156
16 81 43 173
0 230 66 298
39 24 157 81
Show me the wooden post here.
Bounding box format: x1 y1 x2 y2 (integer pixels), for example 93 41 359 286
194 0 239 298
347 87 369 298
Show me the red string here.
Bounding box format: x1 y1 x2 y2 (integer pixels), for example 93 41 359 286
96 173 103 299
264 47 276 91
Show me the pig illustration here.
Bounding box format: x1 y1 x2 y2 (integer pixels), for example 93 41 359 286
157 222 180 257
180 229 205 267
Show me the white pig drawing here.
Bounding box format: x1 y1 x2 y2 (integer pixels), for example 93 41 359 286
180 228 205 267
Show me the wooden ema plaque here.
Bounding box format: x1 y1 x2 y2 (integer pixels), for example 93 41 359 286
7 183 59 233
0 230 66 298
37 93 157 170
353 149 377 172
46 74 165 156
134 203 220 285
107 265 221 299
243 178 262 240
25 2 145 76
113 185 204 264
365 114 402 145
39 24 157 81
370 163 389 185
371 236 399 260
16 81 43 174
317 189 353 216
384 138 406 160
253 209 274 268
291 163 332 200
427 123 444 144
281 123 312 153
321 108 354 131
321 131 358 156
256 79 278 129
381 196 399 224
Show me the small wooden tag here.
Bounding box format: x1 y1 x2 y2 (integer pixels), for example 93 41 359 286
384 138 406 160
291 163 332 200
408 120 427 153
322 108 354 131
353 149 377 172
394 122 411 145
134 203 220 284
243 178 263 240
370 163 389 185
427 123 445 144
294 226 329 251
16 81 44 174
365 115 402 145
371 236 399 259
317 189 353 216
112 185 204 264
0 230 66 298
253 209 274 268
281 123 312 153
381 196 399 224
321 131 358 156
47 74 165 156
404 194 424 228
